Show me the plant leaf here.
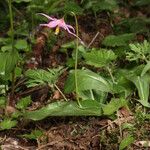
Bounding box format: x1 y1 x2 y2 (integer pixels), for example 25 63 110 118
26 67 64 87
22 130 43 140
15 39 28 50
119 135 135 150
64 69 111 93
102 33 135 47
103 98 127 115
141 61 150 76
0 51 19 79
24 100 102 120
127 75 150 107
0 118 17 130
16 97 32 110
83 49 117 67
93 0 118 12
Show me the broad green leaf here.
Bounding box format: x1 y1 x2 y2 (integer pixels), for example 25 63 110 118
0 119 17 130
5 51 19 78
15 39 28 50
119 135 135 150
16 97 31 110
0 51 19 79
141 61 150 76
1 45 12 52
128 75 150 107
22 130 43 140
64 69 111 93
103 98 127 115
83 49 117 67
102 33 135 47
24 100 102 120
0 53 7 75
79 90 107 104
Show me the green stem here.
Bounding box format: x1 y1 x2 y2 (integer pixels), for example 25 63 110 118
8 0 16 100
106 66 116 84
71 12 81 107
8 0 15 52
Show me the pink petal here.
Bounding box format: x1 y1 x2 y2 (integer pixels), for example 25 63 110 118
66 24 75 33
65 27 81 41
48 20 59 28
38 13 56 21
39 24 51 28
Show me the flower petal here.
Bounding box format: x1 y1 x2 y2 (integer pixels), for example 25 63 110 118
66 24 75 33
39 24 51 28
48 20 59 28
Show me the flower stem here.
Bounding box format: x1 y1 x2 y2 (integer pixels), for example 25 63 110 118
8 0 16 102
71 12 81 107
8 0 15 52
106 66 116 84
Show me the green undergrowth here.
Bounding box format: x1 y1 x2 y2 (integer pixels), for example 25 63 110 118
0 0 150 149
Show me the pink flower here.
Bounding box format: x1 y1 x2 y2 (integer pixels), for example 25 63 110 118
38 13 83 43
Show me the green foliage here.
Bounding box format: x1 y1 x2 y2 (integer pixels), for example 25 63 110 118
141 61 150 76
27 0 83 15
26 67 64 87
102 33 135 47
92 0 118 12
127 74 150 107
22 130 43 140
103 98 127 115
126 40 150 62
15 39 28 51
116 17 150 34
82 0 118 12
0 97 6 108
133 0 150 6
83 49 117 67
0 118 17 130
64 69 111 93
24 100 102 120
0 51 19 80
16 97 31 110
119 135 135 150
